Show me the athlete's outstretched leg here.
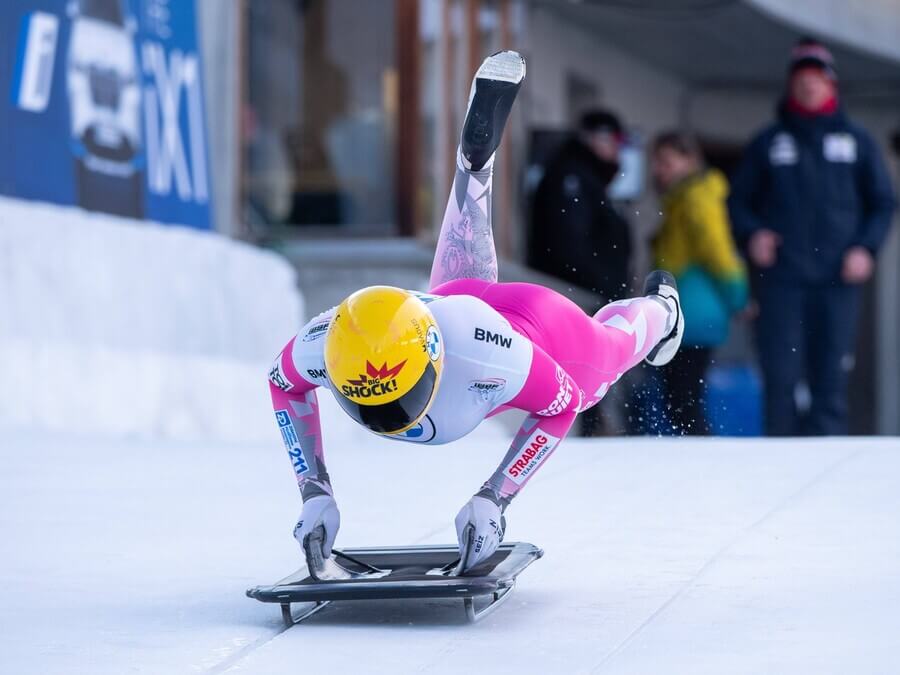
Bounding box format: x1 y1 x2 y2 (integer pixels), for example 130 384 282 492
592 299 672 371
583 271 683 406
430 152 496 288
429 51 525 289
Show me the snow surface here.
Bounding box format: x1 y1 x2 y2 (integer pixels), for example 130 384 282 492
3 418 899 674
0 197 303 441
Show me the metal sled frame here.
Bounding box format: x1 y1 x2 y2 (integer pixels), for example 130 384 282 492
247 542 543 626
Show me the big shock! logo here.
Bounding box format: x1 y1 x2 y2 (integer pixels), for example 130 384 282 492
341 361 407 399
504 429 560 485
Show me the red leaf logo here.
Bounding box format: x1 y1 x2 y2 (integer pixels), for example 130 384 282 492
347 360 407 386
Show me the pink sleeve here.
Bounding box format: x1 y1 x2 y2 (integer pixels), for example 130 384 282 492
478 343 581 506
269 337 333 500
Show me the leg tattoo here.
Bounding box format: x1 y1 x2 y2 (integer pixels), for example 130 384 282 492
429 150 498 289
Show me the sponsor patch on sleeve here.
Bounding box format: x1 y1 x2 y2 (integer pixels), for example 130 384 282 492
301 321 331 342
503 429 560 485
268 353 295 391
275 409 309 475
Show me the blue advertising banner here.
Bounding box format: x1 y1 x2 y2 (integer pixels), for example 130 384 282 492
0 0 211 228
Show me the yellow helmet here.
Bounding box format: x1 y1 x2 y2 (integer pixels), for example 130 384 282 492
324 286 444 434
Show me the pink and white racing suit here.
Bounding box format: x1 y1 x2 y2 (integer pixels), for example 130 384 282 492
269 150 674 507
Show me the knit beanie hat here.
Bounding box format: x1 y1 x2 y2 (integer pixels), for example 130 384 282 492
789 38 837 80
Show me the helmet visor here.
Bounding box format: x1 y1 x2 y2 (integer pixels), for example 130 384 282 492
330 362 438 434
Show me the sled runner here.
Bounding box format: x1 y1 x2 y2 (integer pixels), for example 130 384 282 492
246 542 543 626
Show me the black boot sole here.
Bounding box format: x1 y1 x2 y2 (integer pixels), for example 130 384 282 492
461 52 525 171
643 270 681 365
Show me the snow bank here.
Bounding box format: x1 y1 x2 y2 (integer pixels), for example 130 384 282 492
0 197 304 441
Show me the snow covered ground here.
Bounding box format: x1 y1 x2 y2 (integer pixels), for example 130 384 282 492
3 423 899 674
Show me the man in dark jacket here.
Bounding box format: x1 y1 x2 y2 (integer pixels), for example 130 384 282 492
728 39 896 436
529 110 632 306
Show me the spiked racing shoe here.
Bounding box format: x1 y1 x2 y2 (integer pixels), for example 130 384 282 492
460 50 526 172
643 270 683 367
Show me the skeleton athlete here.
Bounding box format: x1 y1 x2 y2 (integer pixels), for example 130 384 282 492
269 52 684 572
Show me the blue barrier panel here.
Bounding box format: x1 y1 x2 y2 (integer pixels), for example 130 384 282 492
629 363 763 437
0 0 210 228
706 364 763 437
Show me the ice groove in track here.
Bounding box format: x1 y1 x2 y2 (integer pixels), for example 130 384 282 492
202 625 291 675
201 511 483 674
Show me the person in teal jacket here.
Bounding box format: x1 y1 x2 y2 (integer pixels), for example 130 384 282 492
651 131 748 434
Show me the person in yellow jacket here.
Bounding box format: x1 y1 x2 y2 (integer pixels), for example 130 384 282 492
651 131 748 434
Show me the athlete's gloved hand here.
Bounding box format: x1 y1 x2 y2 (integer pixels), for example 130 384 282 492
293 495 340 558
454 495 505 574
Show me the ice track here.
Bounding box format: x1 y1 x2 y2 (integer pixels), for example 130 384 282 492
3 426 899 674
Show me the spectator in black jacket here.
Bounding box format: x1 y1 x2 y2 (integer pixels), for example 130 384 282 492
529 110 632 307
728 39 896 436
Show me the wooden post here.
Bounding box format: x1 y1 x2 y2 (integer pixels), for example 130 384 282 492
443 0 456 197
466 0 480 86
396 0 421 236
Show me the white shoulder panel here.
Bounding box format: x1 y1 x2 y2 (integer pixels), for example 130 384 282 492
289 307 335 388
387 295 533 445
